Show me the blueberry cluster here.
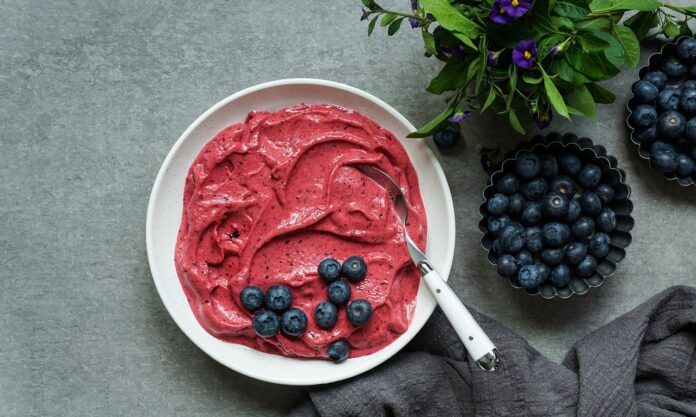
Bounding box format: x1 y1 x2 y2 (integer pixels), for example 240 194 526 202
486 150 616 290
240 284 308 338
629 38 696 181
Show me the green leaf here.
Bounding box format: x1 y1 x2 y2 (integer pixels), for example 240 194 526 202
670 5 696 12
422 30 437 55
453 32 478 51
575 17 610 31
566 47 620 81
421 0 480 38
565 84 596 118
587 82 616 104
407 105 455 138
522 74 543 84
680 20 693 37
539 34 565 58
508 110 526 134
663 20 680 38
589 0 659 13
555 17 575 31
380 13 397 27
540 66 570 119
578 32 610 52
612 25 640 67
387 17 403 35
426 60 468 94
584 29 624 68
550 58 591 83
466 56 481 85
553 1 590 18
481 86 497 113
367 16 378 36
624 11 658 41
362 0 372 6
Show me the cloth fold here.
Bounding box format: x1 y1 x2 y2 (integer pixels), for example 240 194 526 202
287 286 696 417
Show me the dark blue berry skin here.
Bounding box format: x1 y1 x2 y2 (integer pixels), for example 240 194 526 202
634 126 657 146
541 248 564 266
575 255 598 278
675 154 695 177
499 222 526 253
487 215 511 237
540 155 558 178
517 264 543 289
564 242 588 264
661 55 688 79
341 256 367 283
492 239 503 256
253 310 281 338
588 233 611 258
651 151 678 173
521 178 548 201
265 285 292 312
281 308 308 337
515 152 542 179
642 70 668 90
508 193 525 215
691 147 696 162
595 184 615 206
543 222 571 248
650 141 677 155
578 164 602 189
433 126 460 148
572 217 595 239
632 80 659 103
497 254 519 278
240 286 265 312
676 38 696 63
521 201 542 226
541 192 569 219
525 226 544 253
318 259 341 283
558 153 582 177
514 250 532 267
487 193 510 216
496 173 520 195
565 200 582 224
535 261 550 282
328 340 350 362
680 89 696 114
686 118 696 142
550 264 571 287
549 175 577 196
630 104 658 129
580 191 602 216
346 299 373 326
595 209 617 233
314 301 339 329
683 80 696 90
327 280 351 306
657 110 686 139
658 87 681 112
690 65 696 80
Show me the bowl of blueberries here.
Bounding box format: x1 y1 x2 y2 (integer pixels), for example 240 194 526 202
479 133 634 299
628 37 696 186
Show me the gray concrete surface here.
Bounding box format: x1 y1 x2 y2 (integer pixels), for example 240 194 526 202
1 1 695 416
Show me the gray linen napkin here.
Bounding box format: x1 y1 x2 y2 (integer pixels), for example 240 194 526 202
287 286 696 417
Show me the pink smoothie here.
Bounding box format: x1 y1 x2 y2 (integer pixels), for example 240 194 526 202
175 103 427 359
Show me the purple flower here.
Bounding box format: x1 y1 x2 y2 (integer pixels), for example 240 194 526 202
448 110 473 123
412 0 418 11
409 17 421 28
487 51 500 66
549 44 563 57
512 39 537 69
502 0 531 18
534 111 553 129
490 0 513 24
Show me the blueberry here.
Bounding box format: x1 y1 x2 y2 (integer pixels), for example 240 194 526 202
595 209 617 233
565 200 582 224
541 192 569 219
240 286 264 312
572 217 595 239
341 256 367 283
314 301 339 329
516 249 534 266
487 193 510 216
541 248 564 266
265 284 292 312
578 164 602 189
433 126 460 148
651 150 678 173
691 147 696 161
630 104 658 129
634 126 657 146
517 264 543 289
690 65 696 80
594 184 615 206
346 299 373 326
543 222 571 248
499 222 526 253
328 340 350 362
497 254 518 278
650 141 676 155
492 239 503 256
631 80 659 103
496 173 520 195
657 110 686 139
683 80 696 90
253 310 281 338
515 152 542 179
661 55 688 79
579 191 602 216
575 255 598 278
540 154 558 178
318 258 341 283
535 261 550 282
687 118 696 142
487 215 511 237
525 226 544 253
676 38 696 63
550 264 571 287
564 242 588 264
508 193 525 215
657 87 681 112
558 153 582 177
521 178 548 201
675 154 695 177
642 70 668 90
327 280 351 306
281 308 308 337
549 175 577 196
588 233 611 258
680 89 696 114
521 201 542 226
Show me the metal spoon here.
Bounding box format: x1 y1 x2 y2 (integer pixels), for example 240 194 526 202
357 165 499 372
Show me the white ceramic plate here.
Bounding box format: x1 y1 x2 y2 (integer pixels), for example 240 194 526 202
146 79 455 385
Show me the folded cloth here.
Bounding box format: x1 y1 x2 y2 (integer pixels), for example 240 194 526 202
287 286 696 417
